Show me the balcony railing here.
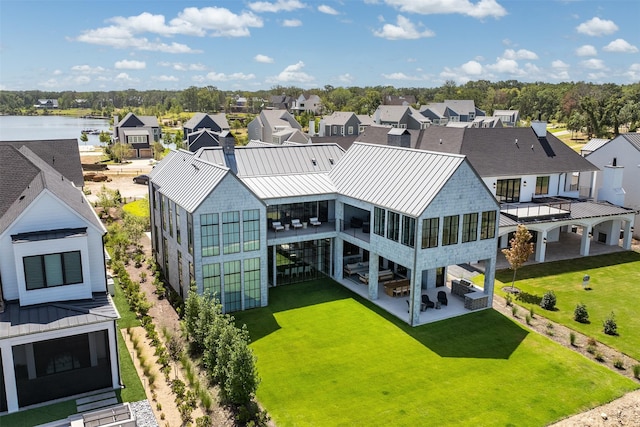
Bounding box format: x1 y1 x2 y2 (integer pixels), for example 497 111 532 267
501 199 572 222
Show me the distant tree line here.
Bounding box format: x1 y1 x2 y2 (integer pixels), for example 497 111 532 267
1 80 639 138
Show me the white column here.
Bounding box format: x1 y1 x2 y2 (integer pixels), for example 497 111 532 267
1 343 19 413
410 267 421 326
482 256 496 308
107 324 121 389
622 220 632 250
368 253 379 300
580 225 592 256
535 230 547 262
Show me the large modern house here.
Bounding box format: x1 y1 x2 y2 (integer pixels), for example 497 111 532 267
0 141 121 414
148 140 500 326
182 113 234 152
247 109 310 145
354 122 636 263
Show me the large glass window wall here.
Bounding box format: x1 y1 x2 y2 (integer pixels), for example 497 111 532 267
267 201 329 228
270 238 331 285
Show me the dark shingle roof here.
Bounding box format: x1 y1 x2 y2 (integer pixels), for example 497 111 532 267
355 126 598 177
0 139 84 185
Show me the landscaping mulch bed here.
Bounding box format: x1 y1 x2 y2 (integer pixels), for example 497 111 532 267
492 295 640 426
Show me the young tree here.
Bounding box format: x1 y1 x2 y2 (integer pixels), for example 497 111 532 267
501 224 534 292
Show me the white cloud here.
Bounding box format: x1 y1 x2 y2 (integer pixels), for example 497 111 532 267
576 17 618 36
460 60 483 75
269 61 315 83
624 63 640 81
114 72 138 83
373 15 435 40
384 0 507 19
318 5 339 15
53 69 63 75
575 45 597 56
153 75 179 82
75 7 263 53
248 0 305 13
115 60 146 70
603 39 638 53
159 62 206 71
338 73 354 83
74 76 91 85
39 78 60 88
580 58 606 70
255 54 274 63
502 48 538 60
283 19 302 27
487 58 522 74
204 72 256 81
172 7 263 37
382 72 421 80
551 60 569 69
71 65 106 74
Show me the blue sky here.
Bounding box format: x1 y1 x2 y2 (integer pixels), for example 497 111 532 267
1 0 638 91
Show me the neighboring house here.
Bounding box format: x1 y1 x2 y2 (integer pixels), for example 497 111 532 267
445 116 502 128
269 95 295 111
292 94 322 115
420 100 486 126
373 105 431 129
113 113 161 158
581 133 640 239
35 99 59 109
247 110 309 144
580 138 610 157
355 122 636 262
149 141 499 327
318 112 362 137
0 143 120 414
492 110 520 127
383 95 416 106
182 113 233 152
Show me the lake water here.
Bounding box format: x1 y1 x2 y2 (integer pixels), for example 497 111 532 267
0 115 111 147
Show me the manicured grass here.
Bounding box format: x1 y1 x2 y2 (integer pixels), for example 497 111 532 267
494 251 640 360
122 198 149 218
0 400 76 426
235 280 637 427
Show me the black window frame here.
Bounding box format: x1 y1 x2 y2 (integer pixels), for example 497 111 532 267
23 251 83 290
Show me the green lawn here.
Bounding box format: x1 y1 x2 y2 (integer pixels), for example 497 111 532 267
235 280 637 427
493 251 640 361
122 198 149 217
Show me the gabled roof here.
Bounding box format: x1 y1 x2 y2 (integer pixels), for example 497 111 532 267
329 143 466 217
197 144 345 178
260 109 301 130
375 105 410 123
0 145 103 235
590 133 640 155
149 150 233 213
355 126 598 177
581 138 610 153
184 112 229 131
0 139 84 186
322 111 358 126
117 112 159 128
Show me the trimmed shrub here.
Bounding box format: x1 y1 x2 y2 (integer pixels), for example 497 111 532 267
613 359 625 370
569 332 576 346
633 364 640 379
540 291 556 310
603 312 618 336
573 303 589 323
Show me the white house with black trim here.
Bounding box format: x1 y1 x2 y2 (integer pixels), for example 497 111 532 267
0 142 120 414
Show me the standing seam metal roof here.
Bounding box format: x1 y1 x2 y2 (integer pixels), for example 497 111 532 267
329 143 465 217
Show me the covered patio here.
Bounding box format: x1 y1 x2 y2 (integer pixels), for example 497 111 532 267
339 273 485 326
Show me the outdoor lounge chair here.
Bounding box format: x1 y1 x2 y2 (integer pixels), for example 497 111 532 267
437 291 448 306
309 217 321 227
291 219 303 229
272 221 284 232
421 294 435 309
